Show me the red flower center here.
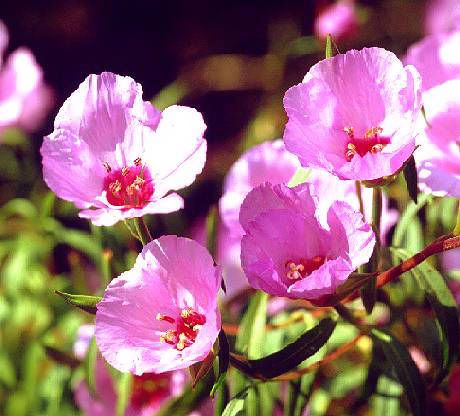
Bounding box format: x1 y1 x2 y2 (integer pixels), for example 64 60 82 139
343 126 390 161
130 372 170 409
103 158 154 208
285 256 325 282
157 307 206 351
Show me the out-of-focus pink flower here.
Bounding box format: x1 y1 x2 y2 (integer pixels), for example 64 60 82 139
445 364 460 416
96 236 221 374
0 21 52 134
405 31 460 92
415 81 460 197
220 140 299 237
425 0 460 35
314 1 358 41
41 72 206 226
73 326 188 416
240 182 375 300
215 140 299 297
307 168 398 243
284 48 421 181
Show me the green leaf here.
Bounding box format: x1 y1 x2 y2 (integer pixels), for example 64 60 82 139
211 330 230 397
403 154 419 203
235 292 268 359
222 389 249 416
391 247 460 384
371 328 426 416
231 317 337 379
55 291 101 314
325 34 333 59
116 372 132 416
392 193 430 248
84 337 98 396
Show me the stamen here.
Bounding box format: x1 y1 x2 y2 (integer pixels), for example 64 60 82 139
345 143 357 161
103 162 111 173
365 127 383 139
159 330 177 345
121 166 130 176
285 257 326 282
134 157 142 166
156 313 175 324
370 144 384 154
156 307 206 351
109 180 122 195
344 127 354 138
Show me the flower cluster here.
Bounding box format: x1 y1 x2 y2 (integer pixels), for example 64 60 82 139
36 19 460 411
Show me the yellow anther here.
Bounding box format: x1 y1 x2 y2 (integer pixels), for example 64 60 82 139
370 143 385 154
344 127 354 138
365 126 383 139
159 330 176 344
109 180 122 195
134 157 142 166
121 166 130 176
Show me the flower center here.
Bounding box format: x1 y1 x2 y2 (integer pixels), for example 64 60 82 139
157 307 206 351
285 256 325 281
343 127 390 161
130 373 170 409
103 158 154 208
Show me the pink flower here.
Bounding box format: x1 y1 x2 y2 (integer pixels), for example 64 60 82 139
405 31 460 91
314 1 358 41
425 0 460 35
219 140 299 237
41 72 206 226
306 168 398 243
240 182 375 300
95 236 221 374
216 140 299 296
283 47 422 181
0 20 53 134
73 325 210 416
415 81 460 197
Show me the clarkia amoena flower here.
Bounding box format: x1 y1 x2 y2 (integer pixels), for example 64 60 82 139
41 72 206 226
0 20 53 134
96 236 221 374
405 31 460 91
283 47 422 181
415 80 460 197
240 182 375 300
73 325 188 416
218 140 299 296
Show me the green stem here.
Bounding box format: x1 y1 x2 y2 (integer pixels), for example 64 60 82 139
133 217 153 245
361 187 382 313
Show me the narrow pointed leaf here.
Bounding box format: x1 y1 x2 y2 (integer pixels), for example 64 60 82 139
371 328 426 416
235 291 268 359
55 290 101 314
231 317 337 379
44 345 80 369
403 154 419 203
